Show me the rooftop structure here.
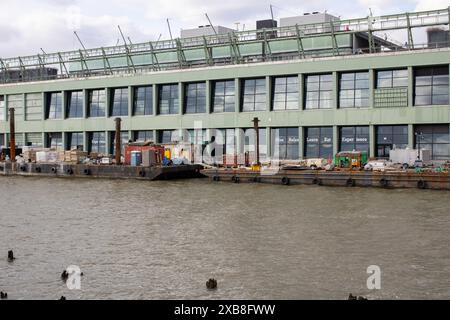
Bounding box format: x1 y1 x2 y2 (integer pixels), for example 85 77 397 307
0 7 448 84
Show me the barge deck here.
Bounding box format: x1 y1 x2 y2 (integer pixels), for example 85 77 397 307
202 168 450 190
0 162 204 181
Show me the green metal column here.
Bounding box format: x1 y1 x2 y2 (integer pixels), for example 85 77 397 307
234 78 240 113
369 69 375 108
83 89 88 118
41 132 46 149
333 125 339 157
332 71 338 109
298 126 304 159
266 76 271 111
61 130 66 151
235 127 243 157
206 80 211 113
128 86 133 117
266 127 271 160
298 73 304 110
178 82 184 115
408 124 414 149
41 92 46 121
61 91 66 119
21 93 25 122
408 66 414 107
369 124 375 158
152 85 158 115
105 88 110 118
83 131 88 153
105 130 110 155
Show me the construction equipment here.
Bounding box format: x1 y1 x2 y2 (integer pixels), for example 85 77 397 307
334 151 368 169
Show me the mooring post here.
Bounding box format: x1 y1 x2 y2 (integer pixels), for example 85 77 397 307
9 108 15 162
114 117 122 165
252 117 261 166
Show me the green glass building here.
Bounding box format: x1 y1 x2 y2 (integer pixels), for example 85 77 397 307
0 7 449 161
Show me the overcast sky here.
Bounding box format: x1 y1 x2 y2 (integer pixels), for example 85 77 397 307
0 0 448 57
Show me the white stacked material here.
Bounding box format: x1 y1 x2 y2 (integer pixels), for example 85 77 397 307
36 151 48 163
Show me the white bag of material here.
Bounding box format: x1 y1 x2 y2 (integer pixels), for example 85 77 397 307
47 151 58 163
36 151 48 163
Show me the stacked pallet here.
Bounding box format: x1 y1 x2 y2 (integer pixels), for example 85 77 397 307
64 150 88 164
22 147 49 163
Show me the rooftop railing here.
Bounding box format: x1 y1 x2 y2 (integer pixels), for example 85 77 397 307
0 7 448 84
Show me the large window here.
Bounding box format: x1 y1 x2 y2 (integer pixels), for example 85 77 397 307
109 131 129 155
25 93 42 121
134 131 154 142
211 129 236 157
376 125 408 158
7 95 23 120
110 88 129 117
46 132 63 149
88 89 106 117
242 78 266 112
339 72 370 108
89 132 106 154
305 127 334 159
46 92 62 119
133 86 153 116
271 128 299 160
415 125 450 160
414 66 449 106
25 133 43 147
376 69 408 88
212 80 235 113
305 74 333 109
272 76 298 110
244 128 267 161
158 84 179 115
185 82 206 114
67 91 84 118
0 95 4 121
67 132 84 150
158 130 180 143
339 126 370 153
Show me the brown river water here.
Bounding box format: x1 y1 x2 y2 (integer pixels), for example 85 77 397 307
0 176 449 300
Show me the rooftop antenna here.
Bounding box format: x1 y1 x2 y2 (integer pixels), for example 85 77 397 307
205 13 218 35
40 48 47 55
166 19 173 41
73 31 87 51
270 4 275 28
234 22 240 31
127 37 133 45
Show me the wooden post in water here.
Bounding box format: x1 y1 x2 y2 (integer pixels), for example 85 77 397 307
252 117 261 166
114 117 122 165
9 108 15 162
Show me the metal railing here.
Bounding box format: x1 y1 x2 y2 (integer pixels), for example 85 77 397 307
0 7 448 84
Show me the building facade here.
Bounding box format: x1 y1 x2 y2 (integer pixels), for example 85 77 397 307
0 9 449 161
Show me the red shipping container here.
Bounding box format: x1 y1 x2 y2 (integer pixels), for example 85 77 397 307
124 145 165 165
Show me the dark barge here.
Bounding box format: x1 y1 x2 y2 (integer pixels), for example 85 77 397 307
0 162 204 181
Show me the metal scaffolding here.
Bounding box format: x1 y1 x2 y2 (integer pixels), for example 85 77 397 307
0 7 448 83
